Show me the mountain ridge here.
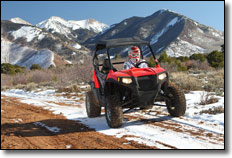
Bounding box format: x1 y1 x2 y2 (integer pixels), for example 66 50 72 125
1 9 224 69
85 9 223 57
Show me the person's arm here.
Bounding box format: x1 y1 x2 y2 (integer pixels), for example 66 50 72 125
139 60 149 68
123 62 132 69
123 62 129 70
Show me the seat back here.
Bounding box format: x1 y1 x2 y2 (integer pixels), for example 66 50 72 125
102 59 111 73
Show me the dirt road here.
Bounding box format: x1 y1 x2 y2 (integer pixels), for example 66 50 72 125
1 95 157 149
1 88 224 149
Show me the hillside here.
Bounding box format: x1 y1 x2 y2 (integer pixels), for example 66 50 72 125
1 10 224 68
85 9 224 57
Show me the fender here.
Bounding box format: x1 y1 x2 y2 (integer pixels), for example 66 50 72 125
104 78 120 96
92 70 100 88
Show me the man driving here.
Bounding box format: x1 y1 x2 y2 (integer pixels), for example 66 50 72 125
123 46 148 70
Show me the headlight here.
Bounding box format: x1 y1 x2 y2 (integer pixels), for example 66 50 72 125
121 78 132 84
158 73 167 80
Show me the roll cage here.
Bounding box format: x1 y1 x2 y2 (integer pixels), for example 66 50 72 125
92 37 160 70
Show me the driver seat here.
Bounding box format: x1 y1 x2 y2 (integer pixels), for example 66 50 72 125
101 59 111 74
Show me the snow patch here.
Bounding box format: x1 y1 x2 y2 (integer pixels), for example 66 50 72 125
1 37 55 68
10 17 32 25
166 39 205 57
11 26 45 42
73 43 81 49
150 17 182 45
34 122 60 133
65 60 72 64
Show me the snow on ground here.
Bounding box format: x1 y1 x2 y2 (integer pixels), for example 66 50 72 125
1 88 224 149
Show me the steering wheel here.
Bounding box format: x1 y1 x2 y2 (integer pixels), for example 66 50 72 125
135 60 149 68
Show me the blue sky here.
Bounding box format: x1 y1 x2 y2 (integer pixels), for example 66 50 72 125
1 1 224 31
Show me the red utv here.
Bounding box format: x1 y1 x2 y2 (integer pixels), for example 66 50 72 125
86 37 186 128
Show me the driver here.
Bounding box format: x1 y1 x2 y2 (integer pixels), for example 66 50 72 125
123 46 148 70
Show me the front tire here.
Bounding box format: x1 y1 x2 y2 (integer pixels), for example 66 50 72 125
86 91 101 118
165 82 186 117
105 95 123 128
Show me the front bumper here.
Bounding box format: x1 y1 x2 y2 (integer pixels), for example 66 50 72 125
119 72 168 107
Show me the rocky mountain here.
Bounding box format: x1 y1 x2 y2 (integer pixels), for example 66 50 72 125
1 36 68 69
85 9 224 57
1 16 109 68
1 20 91 68
1 10 224 69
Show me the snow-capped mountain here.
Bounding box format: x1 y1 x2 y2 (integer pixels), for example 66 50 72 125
36 16 109 42
68 18 109 33
85 9 224 57
1 10 224 69
10 17 32 25
1 36 69 68
1 20 90 68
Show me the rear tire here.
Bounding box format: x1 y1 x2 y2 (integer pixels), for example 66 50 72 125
105 95 123 128
86 91 101 118
165 82 186 117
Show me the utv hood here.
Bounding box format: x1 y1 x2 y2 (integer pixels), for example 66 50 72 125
106 67 166 81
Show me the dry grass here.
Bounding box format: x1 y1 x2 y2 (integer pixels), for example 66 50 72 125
1 58 93 90
169 68 224 94
56 84 82 93
204 69 224 93
169 71 203 93
1 57 224 95
199 92 219 105
200 106 224 115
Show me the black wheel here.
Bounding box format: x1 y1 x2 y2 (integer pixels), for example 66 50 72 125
164 82 186 117
105 95 123 128
86 91 101 118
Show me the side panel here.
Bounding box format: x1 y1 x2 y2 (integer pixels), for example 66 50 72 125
92 70 100 88
90 81 105 107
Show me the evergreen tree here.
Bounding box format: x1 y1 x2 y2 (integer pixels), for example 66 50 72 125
207 50 224 68
158 51 169 63
30 64 42 70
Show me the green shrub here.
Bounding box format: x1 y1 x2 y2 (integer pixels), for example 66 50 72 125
158 51 169 63
148 56 156 67
115 54 121 59
1 63 26 75
30 64 42 70
48 64 55 69
207 50 224 68
190 53 207 62
177 56 189 62
15 68 23 73
1 63 15 74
